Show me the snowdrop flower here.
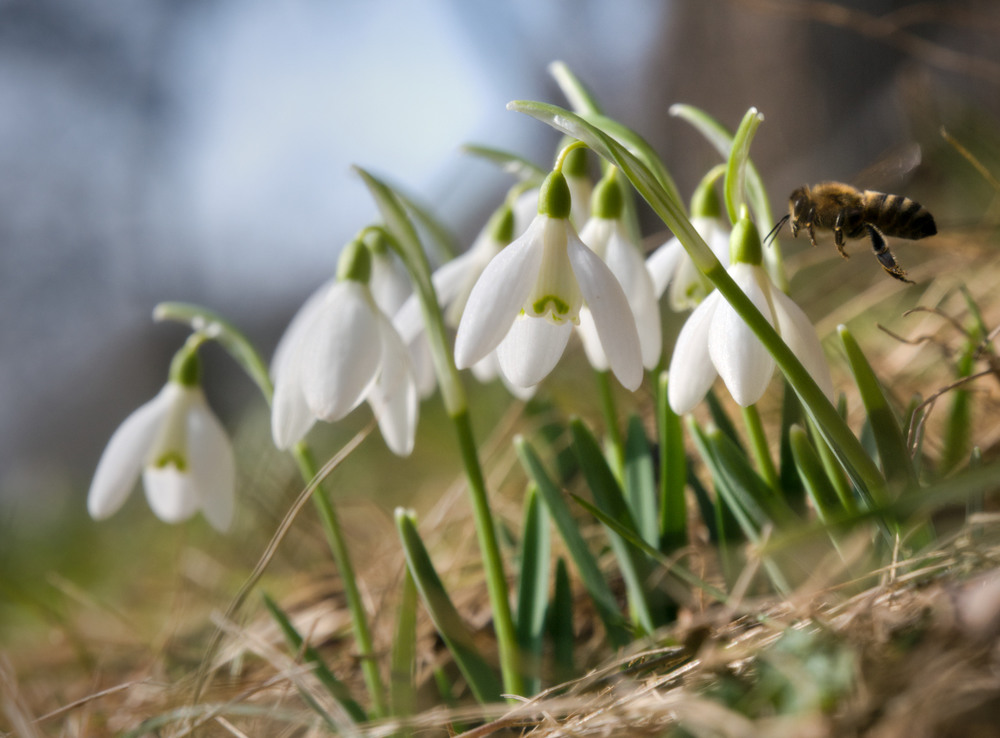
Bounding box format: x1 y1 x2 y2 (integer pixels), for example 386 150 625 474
562 145 593 230
455 169 642 390
578 168 662 371
647 174 731 311
668 215 834 414
271 238 418 455
87 344 235 532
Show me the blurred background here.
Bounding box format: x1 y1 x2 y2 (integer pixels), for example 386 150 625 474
2 0 999 557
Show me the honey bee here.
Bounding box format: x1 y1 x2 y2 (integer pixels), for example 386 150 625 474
781 182 937 283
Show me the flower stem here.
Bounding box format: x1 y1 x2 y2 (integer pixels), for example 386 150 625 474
292 442 387 718
742 404 779 492
451 409 524 697
356 168 523 698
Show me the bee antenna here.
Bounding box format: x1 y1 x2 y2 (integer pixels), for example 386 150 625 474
763 214 789 246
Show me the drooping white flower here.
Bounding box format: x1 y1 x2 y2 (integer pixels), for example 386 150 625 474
668 218 833 414
271 239 418 455
87 350 235 532
577 169 662 370
647 215 731 311
455 170 642 391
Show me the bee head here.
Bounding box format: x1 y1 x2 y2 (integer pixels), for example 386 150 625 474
788 186 810 222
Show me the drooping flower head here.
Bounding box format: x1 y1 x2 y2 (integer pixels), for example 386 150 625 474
647 168 731 311
667 212 834 414
88 341 236 531
577 167 662 371
454 165 643 390
271 236 418 455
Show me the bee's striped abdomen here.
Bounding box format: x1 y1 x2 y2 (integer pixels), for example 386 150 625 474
862 190 937 241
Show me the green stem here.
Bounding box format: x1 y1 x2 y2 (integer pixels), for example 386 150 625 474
451 409 524 697
292 443 387 718
356 168 523 698
595 369 625 476
742 404 779 492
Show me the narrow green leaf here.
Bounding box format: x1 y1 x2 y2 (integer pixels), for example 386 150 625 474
515 437 631 648
569 493 730 605
395 509 503 703
549 60 604 115
569 418 666 633
778 380 806 508
705 389 744 453
939 340 976 475
624 414 659 549
724 108 764 224
548 557 576 684
668 103 786 290
839 325 916 493
153 302 273 402
392 186 461 262
516 486 551 696
390 569 419 720
261 593 365 725
657 372 688 553
462 144 547 181
789 426 842 523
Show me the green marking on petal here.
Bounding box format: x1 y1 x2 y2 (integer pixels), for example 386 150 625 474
532 295 570 317
154 451 187 471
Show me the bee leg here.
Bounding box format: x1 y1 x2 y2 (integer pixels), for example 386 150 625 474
833 212 849 259
865 223 913 283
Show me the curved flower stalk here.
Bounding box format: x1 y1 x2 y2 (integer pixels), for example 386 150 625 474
454 168 643 391
271 238 418 455
647 168 731 311
668 215 833 414
87 339 235 532
577 167 661 370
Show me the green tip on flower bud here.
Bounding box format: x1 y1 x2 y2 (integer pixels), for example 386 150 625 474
363 228 391 255
487 203 515 244
729 215 763 266
590 168 623 220
690 168 724 219
336 238 372 283
538 170 572 219
562 145 589 178
168 343 202 387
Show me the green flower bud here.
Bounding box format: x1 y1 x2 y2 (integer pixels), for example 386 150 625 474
562 145 590 179
537 170 572 220
487 203 515 244
168 343 202 388
690 170 723 220
590 168 624 220
336 238 372 284
729 212 763 266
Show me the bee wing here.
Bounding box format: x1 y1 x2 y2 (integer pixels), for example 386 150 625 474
853 142 923 192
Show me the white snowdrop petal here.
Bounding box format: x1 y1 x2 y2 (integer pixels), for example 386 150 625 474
271 369 317 450
668 293 721 414
367 314 419 456
87 386 176 521
709 264 775 407
143 466 200 523
454 218 545 369
568 234 642 391
186 395 237 532
271 278 335 378
576 308 608 371
496 317 572 387
604 229 662 369
369 250 411 316
646 238 682 298
771 288 836 402
301 282 381 421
